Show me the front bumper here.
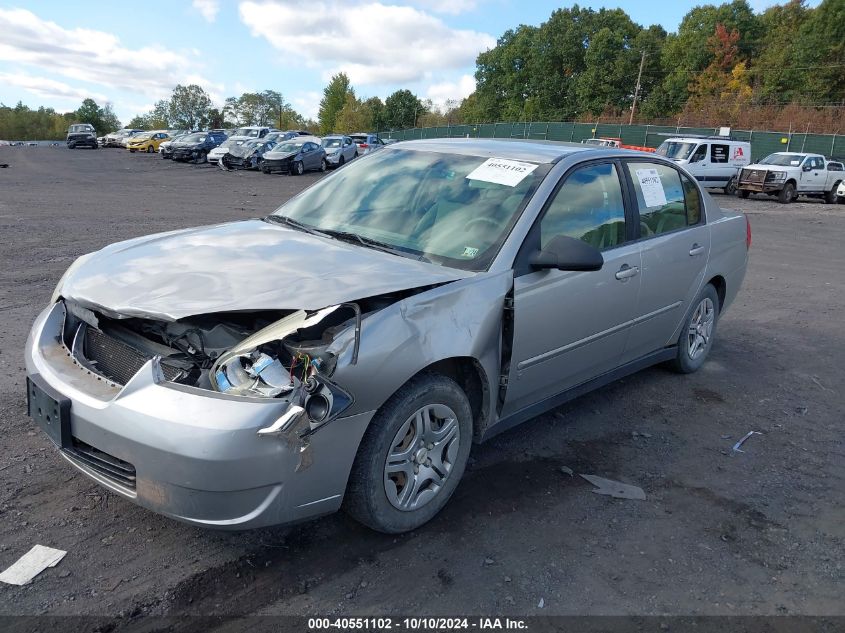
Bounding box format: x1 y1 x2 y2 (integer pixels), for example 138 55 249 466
262 158 292 173
24 302 373 529
172 148 203 161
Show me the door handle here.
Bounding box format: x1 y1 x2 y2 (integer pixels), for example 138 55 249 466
615 264 640 281
689 244 706 256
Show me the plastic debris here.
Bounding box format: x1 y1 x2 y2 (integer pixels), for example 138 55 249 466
560 466 574 477
732 431 762 453
580 474 646 500
538 598 545 608
0 545 66 585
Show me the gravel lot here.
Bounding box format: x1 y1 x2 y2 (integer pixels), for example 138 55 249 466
0 146 842 623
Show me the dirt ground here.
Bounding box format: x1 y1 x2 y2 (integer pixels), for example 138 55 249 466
0 146 842 624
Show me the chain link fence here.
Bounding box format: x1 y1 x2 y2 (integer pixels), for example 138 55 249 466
382 122 845 161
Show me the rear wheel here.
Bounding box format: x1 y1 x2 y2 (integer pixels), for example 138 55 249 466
669 284 719 374
723 176 737 196
778 182 795 204
344 373 472 533
824 182 840 204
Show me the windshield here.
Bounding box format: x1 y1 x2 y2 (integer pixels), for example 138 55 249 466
131 133 152 141
181 133 207 143
234 127 261 137
218 138 243 149
69 125 92 133
760 153 805 166
271 149 549 271
323 138 342 148
655 141 697 160
274 142 303 153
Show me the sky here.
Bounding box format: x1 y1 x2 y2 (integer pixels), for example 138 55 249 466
0 0 818 124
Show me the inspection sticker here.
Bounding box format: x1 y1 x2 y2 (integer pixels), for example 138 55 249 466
635 168 668 208
466 158 538 187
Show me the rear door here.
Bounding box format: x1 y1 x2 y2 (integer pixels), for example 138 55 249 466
620 160 710 362
503 161 642 416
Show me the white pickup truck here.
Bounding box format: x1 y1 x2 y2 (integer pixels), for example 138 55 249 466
736 152 844 203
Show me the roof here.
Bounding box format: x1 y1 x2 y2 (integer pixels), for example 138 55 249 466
386 137 592 163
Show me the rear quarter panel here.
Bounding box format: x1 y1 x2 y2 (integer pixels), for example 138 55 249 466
702 192 748 316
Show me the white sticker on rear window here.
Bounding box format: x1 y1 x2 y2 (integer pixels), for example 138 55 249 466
635 168 668 208
466 158 538 187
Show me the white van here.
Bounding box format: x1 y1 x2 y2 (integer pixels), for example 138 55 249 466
655 136 751 194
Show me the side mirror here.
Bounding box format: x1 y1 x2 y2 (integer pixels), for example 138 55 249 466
802 164 812 171
529 235 604 272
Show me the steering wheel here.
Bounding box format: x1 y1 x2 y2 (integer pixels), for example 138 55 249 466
463 216 500 232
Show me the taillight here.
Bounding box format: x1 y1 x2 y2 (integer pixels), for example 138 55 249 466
745 215 752 249
359 143 369 148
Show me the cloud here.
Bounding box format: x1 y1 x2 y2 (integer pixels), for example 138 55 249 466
0 72 108 104
408 0 480 14
291 91 322 121
426 74 476 109
239 1 494 86
0 8 216 101
192 0 220 22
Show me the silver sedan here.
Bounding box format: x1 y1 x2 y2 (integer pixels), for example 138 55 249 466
25 139 749 533
322 135 358 167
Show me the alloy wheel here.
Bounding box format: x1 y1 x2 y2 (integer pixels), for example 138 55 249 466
383 404 460 511
687 297 715 360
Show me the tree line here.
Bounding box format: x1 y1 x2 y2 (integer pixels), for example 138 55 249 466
3 0 841 140
457 0 844 130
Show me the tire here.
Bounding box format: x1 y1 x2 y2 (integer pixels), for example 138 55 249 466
824 182 840 204
68 143 76 149
354 151 359 158
320 158 327 172
338 155 345 166
737 189 750 199
344 372 472 533
129 149 135 153
669 284 720 374
292 161 304 176
778 182 795 204
723 177 737 196
262 167 271 175
146 146 154 153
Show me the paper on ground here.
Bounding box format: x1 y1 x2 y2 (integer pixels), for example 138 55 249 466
466 158 538 187
0 545 66 585
635 168 668 208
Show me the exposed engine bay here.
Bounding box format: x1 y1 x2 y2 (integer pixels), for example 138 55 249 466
57 289 433 431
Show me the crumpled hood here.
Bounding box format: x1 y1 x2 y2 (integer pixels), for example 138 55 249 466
59 219 469 321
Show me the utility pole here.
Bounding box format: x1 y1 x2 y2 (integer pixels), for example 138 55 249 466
629 51 646 126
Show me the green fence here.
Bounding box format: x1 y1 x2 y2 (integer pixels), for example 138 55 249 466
383 122 845 161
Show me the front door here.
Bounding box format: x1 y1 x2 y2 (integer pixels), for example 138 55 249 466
799 156 826 191
503 162 641 417
620 160 711 362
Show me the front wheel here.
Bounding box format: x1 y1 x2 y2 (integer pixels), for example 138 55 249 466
320 158 327 172
669 284 719 374
146 146 154 153
736 189 750 199
338 155 345 166
778 182 795 204
344 373 472 533
292 161 304 176
723 177 737 196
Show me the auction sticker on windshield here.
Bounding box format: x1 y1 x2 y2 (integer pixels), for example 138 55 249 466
466 158 538 187
636 168 668 208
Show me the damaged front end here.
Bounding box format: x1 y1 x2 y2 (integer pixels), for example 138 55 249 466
61 298 360 439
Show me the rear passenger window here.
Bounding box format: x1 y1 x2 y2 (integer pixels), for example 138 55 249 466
627 162 698 237
540 163 626 251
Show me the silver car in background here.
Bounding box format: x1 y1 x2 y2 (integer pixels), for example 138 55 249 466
350 132 385 155
25 139 749 534
322 135 358 167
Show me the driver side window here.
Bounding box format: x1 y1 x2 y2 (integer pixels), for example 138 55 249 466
540 163 626 251
690 144 707 163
